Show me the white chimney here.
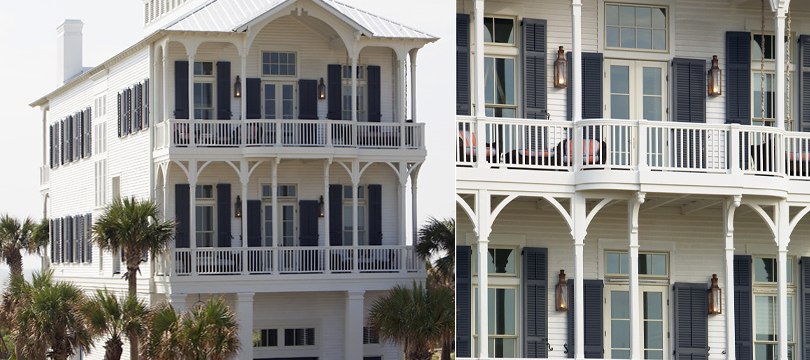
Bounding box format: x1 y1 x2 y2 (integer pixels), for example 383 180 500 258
56 19 84 85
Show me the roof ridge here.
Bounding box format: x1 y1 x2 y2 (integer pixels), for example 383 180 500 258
323 0 433 38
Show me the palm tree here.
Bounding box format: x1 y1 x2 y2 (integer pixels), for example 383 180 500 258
143 298 240 360
415 217 455 288
142 304 183 360
369 282 454 360
92 196 175 359
0 214 39 277
83 290 148 360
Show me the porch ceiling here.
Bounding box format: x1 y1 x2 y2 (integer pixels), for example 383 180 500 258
732 0 810 12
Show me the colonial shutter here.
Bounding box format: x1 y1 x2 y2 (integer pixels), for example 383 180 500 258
800 257 810 358
175 61 189 119
673 283 709 360
56 218 62 263
144 79 150 127
329 184 343 246
367 65 382 122
216 61 232 120
799 35 810 132
49 219 54 262
123 89 129 135
726 32 752 125
522 247 548 357
456 245 472 357
456 14 471 116
85 108 92 156
567 279 605 358
367 184 382 245
85 214 93 263
247 200 262 247
734 254 753 360
567 52 604 121
66 216 73 263
76 112 83 160
672 58 708 168
216 184 232 247
76 215 83 263
49 125 54 168
134 84 142 130
522 18 547 119
117 92 123 137
66 116 73 161
175 184 190 248
327 64 342 119
299 200 320 246
246 78 262 119
298 79 318 120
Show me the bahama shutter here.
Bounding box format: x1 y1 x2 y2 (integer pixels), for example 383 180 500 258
457 14 471 116
247 200 262 247
567 279 605 358
799 36 810 132
329 184 343 246
298 79 318 120
726 32 751 125
327 64 342 120
216 184 231 247
367 184 382 245
522 247 548 358
673 283 709 360
672 58 707 168
800 257 810 357
175 184 190 248
522 18 547 119
456 245 472 357
367 65 382 122
216 61 231 120
734 254 753 360
245 78 262 119
175 61 189 119
299 200 319 246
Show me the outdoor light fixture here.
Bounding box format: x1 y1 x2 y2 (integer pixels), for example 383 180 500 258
319 195 325 217
708 273 722 315
235 195 242 218
318 78 327 100
556 269 568 311
554 46 568 89
234 76 242 98
708 55 722 96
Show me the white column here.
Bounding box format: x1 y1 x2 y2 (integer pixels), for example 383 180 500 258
162 43 169 121
571 193 587 359
240 52 247 120
572 0 583 121
628 192 645 359
476 189 491 359
351 55 358 122
397 51 408 148
271 160 279 272
240 161 249 274
324 160 331 248
168 292 187 314
775 7 787 130
344 291 365 360
352 160 360 249
777 200 789 360
409 49 418 122
410 169 419 245
398 162 408 246
188 161 198 275
473 0 485 118
187 53 195 121
235 292 255 360
724 196 741 360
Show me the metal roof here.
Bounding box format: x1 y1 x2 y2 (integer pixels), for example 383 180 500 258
165 0 436 40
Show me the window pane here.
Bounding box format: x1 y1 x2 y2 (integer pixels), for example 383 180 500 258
484 17 494 43
607 26 620 47
611 65 630 93
611 291 629 318
613 350 631 359
645 350 664 359
754 257 776 282
636 7 652 27
643 97 662 121
637 29 652 49
606 5 619 26
644 292 662 320
621 28 636 48
652 8 666 29
494 18 514 44
652 254 666 275
652 30 667 50
788 296 794 341
755 295 776 341
644 321 664 348
607 252 621 274
619 6 635 26
487 249 515 274
611 319 631 348
491 338 516 358
485 58 494 104
611 95 630 119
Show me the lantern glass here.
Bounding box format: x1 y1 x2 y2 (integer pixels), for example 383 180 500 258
708 55 722 96
556 270 568 311
554 46 568 89
319 196 325 217
234 195 242 218
318 78 327 100
708 274 722 315
234 76 242 98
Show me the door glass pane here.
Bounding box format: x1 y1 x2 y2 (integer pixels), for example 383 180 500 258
264 84 276 119
643 290 664 357
610 65 631 119
193 83 214 119
282 84 294 119
485 57 494 104
282 205 294 246
642 67 662 121
610 290 631 356
755 295 776 341
264 205 273 246
487 288 516 358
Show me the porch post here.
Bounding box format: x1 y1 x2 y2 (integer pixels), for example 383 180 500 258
473 0 485 118
409 49 418 122
399 162 408 274
571 193 587 359
344 291 365 360
777 200 789 360
272 159 279 272
572 0 583 122
476 189 491 359
410 166 420 246
324 160 331 273
235 292 255 360
723 196 741 360
774 6 787 130
628 192 645 359
397 49 408 148
188 161 198 275
187 51 196 121
168 292 187 314
352 160 360 272
240 51 247 120
161 42 169 121
351 54 358 122
240 160 249 274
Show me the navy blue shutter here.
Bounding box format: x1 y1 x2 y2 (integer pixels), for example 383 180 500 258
67 216 74 263
86 214 93 263
327 64 342 119
367 66 382 122
329 184 343 246
174 61 189 119
134 84 142 130
298 79 318 120
60 120 66 165
49 220 54 262
799 36 810 132
672 58 706 123
56 218 62 263
216 184 232 247
144 79 150 127
246 78 262 119
567 52 604 121
726 32 752 125
49 125 54 168
86 108 92 156
367 184 382 245
801 257 810 357
299 200 319 246
523 247 548 358
247 200 262 247
175 184 190 248
523 18 547 119
456 14 471 116
66 116 73 162
123 89 129 135
117 92 123 137
128 87 134 133
76 215 83 263
76 112 83 159
567 279 604 358
216 61 231 120
456 245 472 357
673 283 709 360
734 254 753 360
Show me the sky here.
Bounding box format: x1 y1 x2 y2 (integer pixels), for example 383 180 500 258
0 0 455 286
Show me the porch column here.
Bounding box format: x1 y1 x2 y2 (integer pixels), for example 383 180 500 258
476 189 491 359
774 6 787 130
240 51 247 120
473 0 485 118
240 161 249 274
168 292 187 314
187 51 196 121
410 166 420 245
271 160 279 272
723 196 741 360
352 160 360 251
777 200 789 360
344 291 365 360
324 160 331 272
397 50 408 148
409 49 418 122
188 161 198 275
571 193 587 359
351 54 358 122
572 0 583 121
162 42 169 121
628 192 645 359
235 292 255 360
398 162 408 245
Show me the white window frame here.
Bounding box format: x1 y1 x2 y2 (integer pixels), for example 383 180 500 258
604 59 668 122
261 51 298 78
751 256 796 360
261 184 298 247
471 245 520 358
603 3 669 53
750 32 797 129
263 81 297 120
193 61 216 120
342 185 367 245
604 284 669 359
341 65 368 121
195 184 216 248
483 16 517 46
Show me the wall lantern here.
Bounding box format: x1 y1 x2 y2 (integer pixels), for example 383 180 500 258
234 195 242 218
234 76 242 98
555 269 569 311
708 273 722 315
554 46 568 89
708 55 722 97
319 195 325 217
318 78 327 100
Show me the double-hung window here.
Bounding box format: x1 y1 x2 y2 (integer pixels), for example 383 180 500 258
193 62 215 120
342 185 366 245
472 247 518 358
342 66 367 121
483 16 517 118
195 185 215 247
752 256 795 360
750 34 796 128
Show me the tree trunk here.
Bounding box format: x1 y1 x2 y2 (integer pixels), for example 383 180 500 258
127 263 139 360
440 338 452 360
104 336 123 360
6 251 22 277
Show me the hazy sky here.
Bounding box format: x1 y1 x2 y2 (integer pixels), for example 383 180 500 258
0 0 455 284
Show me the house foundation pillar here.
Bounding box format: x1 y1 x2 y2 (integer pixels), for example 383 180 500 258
723 196 741 359
236 292 255 360
344 291 365 360
628 192 645 359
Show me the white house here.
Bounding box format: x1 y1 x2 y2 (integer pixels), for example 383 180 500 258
30 0 436 359
455 0 810 359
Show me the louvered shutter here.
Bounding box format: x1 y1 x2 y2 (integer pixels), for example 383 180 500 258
86 214 93 263
523 247 548 358
247 200 262 247
299 200 319 247
117 92 123 137
329 184 343 246
144 79 150 127
327 64 342 120
567 279 604 358
672 58 707 168
726 32 752 125
216 61 232 120
67 216 74 263
367 184 382 245
174 61 189 119
134 84 142 131
66 116 73 162
567 52 604 122
799 36 810 132
56 218 62 263
246 78 262 119
216 184 232 247
457 14 471 116
800 257 810 358
49 219 54 262
734 254 753 360
298 79 318 120
175 184 190 248
76 215 83 263
85 108 92 156
49 125 54 168
523 18 547 119
456 245 472 357
673 283 709 360
367 65 382 122
76 112 83 159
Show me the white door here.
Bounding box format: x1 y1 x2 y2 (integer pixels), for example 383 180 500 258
605 60 668 121
605 285 668 359
263 82 295 120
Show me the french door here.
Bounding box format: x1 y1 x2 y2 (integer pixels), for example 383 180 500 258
605 285 668 359
263 82 295 120
263 203 297 246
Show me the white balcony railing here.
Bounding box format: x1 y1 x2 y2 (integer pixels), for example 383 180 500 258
161 245 422 276
457 117 810 180
154 119 425 150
